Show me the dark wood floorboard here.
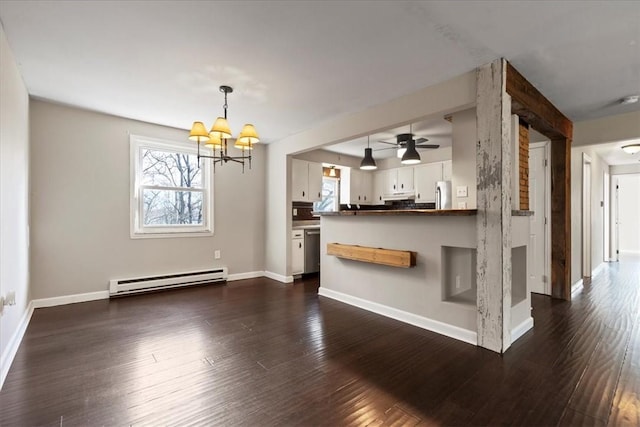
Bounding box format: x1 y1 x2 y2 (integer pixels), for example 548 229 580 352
1 258 639 426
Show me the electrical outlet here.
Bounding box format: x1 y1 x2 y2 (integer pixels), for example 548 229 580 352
293 208 298 216
456 186 468 197
458 201 467 209
6 291 15 306
455 275 461 289
214 250 221 260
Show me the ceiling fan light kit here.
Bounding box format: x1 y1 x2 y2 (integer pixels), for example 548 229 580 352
188 85 259 173
620 95 639 105
621 143 640 154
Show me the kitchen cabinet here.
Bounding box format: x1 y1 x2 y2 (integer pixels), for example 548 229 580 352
372 170 386 205
414 160 452 203
291 159 322 202
415 162 442 203
383 167 414 197
341 168 373 205
443 160 452 181
291 230 305 275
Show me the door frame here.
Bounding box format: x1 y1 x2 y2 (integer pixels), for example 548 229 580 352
530 141 551 294
603 171 610 262
582 153 592 278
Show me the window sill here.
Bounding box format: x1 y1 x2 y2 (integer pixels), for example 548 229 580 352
130 229 214 239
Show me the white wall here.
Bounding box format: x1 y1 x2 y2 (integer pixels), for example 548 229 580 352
266 70 477 278
573 111 640 147
0 24 30 383
611 164 640 175
30 100 265 299
451 108 477 209
616 174 640 254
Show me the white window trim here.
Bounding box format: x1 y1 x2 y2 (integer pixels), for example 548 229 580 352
130 134 214 239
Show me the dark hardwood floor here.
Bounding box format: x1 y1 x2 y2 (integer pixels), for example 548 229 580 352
1 258 639 426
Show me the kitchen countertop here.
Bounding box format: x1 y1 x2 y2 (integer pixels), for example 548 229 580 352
292 224 321 230
317 209 478 216
317 209 533 217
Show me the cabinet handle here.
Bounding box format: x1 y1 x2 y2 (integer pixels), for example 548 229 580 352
401 184 404 189
393 184 396 190
302 191 305 197
299 242 302 249
358 195 361 201
364 196 367 201
418 193 420 198
318 192 321 198
379 196 382 201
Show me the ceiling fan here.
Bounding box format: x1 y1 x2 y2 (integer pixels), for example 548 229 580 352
374 133 440 152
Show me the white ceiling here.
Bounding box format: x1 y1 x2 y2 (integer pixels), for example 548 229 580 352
1 1 639 161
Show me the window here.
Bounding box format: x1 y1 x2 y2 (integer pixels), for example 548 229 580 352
313 177 340 212
130 135 213 238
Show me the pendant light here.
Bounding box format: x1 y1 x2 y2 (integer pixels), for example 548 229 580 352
360 136 377 170
401 125 421 165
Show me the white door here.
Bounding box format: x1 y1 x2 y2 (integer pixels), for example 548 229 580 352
291 159 309 202
415 162 442 203
529 144 549 294
291 237 304 275
307 161 323 202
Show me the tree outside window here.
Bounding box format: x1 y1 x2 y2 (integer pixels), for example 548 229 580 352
130 135 213 238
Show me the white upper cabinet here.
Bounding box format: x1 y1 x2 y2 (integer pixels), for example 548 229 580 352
372 171 386 205
443 160 452 181
414 162 443 203
341 168 373 205
384 167 415 197
291 159 322 202
307 161 323 202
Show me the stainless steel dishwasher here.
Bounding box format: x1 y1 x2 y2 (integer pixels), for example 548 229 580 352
304 229 320 274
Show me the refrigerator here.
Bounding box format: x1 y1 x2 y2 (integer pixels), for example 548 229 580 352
435 181 452 210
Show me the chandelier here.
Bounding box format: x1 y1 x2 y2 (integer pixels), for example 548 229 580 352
188 85 259 172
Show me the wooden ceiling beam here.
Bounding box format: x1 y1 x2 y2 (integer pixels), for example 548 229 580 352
506 62 573 140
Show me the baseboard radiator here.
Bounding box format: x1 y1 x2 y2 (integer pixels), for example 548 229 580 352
109 267 228 297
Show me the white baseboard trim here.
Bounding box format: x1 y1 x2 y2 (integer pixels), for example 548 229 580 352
511 317 534 343
572 279 584 296
591 262 605 278
264 271 294 284
318 287 477 346
1 301 34 390
32 290 109 309
227 271 264 281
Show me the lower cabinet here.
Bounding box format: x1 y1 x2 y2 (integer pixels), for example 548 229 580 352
291 230 305 275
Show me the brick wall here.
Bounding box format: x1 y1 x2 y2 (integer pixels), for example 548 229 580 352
519 120 529 210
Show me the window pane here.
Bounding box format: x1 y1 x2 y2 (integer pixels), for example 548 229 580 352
141 149 202 188
313 178 339 212
142 189 203 225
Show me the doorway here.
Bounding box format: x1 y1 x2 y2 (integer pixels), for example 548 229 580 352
582 154 592 278
529 141 551 295
604 172 610 262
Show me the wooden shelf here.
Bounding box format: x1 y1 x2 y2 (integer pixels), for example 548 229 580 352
327 243 416 268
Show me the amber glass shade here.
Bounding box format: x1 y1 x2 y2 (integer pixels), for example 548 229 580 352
210 117 232 139
189 121 210 142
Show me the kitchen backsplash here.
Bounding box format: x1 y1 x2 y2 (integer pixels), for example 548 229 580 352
292 202 316 220
340 200 436 210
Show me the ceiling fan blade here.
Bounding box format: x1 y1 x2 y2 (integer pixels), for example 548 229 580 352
376 140 397 146
414 137 430 144
374 146 398 151
416 145 440 149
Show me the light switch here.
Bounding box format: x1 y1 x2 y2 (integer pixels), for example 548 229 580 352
456 186 468 197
